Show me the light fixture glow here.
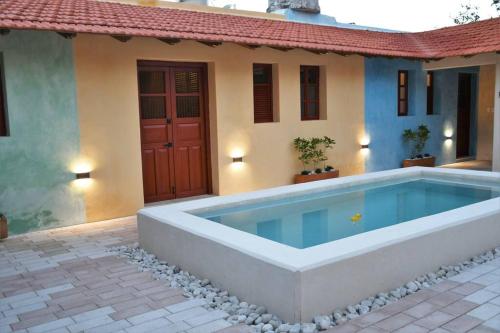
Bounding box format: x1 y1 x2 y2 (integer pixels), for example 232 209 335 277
444 129 453 140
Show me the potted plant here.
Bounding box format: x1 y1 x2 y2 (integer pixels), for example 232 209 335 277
402 124 435 167
293 136 339 183
0 213 7 240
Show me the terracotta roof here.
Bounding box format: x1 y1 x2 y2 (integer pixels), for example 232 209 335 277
0 0 499 59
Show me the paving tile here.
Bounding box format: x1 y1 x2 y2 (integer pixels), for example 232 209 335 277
483 314 500 330
452 282 485 296
487 282 500 294
428 328 451 333
442 315 483 333
110 304 154 321
185 309 229 326
85 319 132 333
214 324 254 333
469 265 499 275
468 303 500 321
150 321 191 333
35 284 74 297
404 302 441 319
71 305 115 322
468 325 500 333
427 291 463 307
3 302 47 317
127 308 169 325
374 313 415 331
356 327 388 333
394 324 429 333
66 315 114 332
165 299 206 313
449 271 482 283
413 311 455 329
125 317 172 333
465 290 500 304
441 300 478 316
324 324 362 333
166 306 208 323
10 313 58 330
27 317 75 333
187 319 232 333
473 274 500 286
353 312 392 330
491 296 500 306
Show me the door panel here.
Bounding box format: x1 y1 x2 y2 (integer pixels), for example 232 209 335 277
138 62 209 202
155 147 173 198
142 149 157 201
141 123 169 144
171 67 208 198
138 68 175 203
176 123 202 142
188 146 204 191
457 73 472 159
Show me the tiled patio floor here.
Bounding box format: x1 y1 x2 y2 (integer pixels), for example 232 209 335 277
1 218 499 333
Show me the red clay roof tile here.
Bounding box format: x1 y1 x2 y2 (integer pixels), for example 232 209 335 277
0 0 498 59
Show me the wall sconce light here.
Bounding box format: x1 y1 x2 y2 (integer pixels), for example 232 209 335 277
361 144 369 149
232 157 243 163
444 129 453 141
75 172 91 180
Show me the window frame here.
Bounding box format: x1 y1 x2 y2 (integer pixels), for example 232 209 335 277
0 54 8 136
300 65 320 121
397 70 409 117
426 71 434 115
252 63 274 123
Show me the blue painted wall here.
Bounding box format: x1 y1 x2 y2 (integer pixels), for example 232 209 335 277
364 58 479 172
0 31 85 235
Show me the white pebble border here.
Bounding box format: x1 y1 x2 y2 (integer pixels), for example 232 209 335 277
108 244 500 333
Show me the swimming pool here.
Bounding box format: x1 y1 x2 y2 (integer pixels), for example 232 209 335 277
198 178 500 249
138 167 500 322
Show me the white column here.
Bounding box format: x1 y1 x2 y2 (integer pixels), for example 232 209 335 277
493 56 500 172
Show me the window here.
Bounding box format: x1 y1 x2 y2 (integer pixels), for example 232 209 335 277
426 71 434 115
300 66 320 120
398 70 409 116
0 56 7 136
253 64 274 123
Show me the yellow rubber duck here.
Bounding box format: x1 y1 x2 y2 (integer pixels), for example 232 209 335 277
350 213 362 223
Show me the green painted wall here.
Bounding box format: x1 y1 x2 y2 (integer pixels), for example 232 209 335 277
0 30 84 235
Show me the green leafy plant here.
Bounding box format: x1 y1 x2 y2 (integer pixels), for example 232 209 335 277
293 136 336 172
403 124 431 158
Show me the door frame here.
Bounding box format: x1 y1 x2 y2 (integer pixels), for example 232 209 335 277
456 72 473 160
137 60 213 202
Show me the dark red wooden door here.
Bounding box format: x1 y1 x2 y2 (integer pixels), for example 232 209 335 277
138 62 209 203
457 73 472 159
171 67 208 198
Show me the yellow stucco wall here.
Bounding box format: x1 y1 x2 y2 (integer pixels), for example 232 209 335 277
74 34 365 222
477 65 495 161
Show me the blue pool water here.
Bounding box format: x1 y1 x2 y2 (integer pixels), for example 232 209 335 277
197 178 500 249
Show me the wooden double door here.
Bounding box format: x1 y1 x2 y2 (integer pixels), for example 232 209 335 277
138 61 210 203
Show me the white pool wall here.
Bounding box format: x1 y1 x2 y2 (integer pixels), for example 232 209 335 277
138 167 500 322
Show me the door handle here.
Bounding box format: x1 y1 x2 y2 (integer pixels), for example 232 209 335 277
164 143 173 148
166 118 172 124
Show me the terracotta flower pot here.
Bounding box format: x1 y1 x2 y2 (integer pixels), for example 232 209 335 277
403 156 436 168
294 169 339 184
0 214 7 240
